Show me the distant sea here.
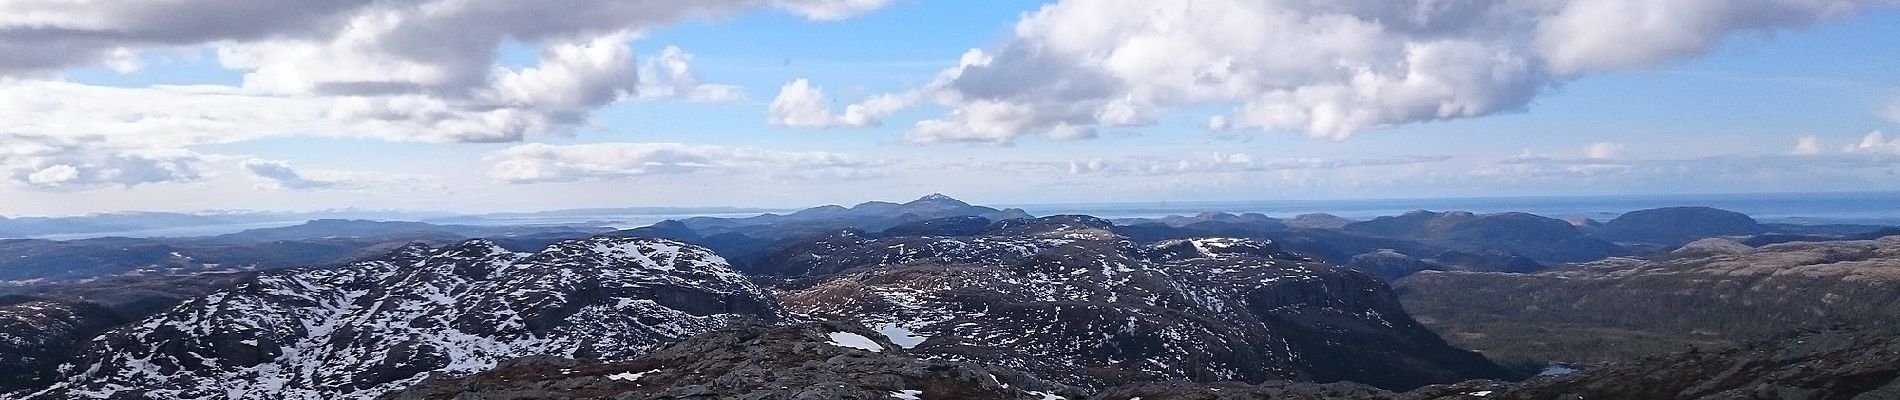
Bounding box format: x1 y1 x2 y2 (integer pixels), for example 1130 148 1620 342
1008 192 1900 225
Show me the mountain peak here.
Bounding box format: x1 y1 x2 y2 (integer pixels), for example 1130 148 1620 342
908 193 969 206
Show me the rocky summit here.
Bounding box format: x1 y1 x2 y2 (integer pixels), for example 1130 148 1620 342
771 216 1509 391
20 237 784 400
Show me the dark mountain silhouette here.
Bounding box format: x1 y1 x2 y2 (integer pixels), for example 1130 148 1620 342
1594 207 1767 246
1342 211 1624 264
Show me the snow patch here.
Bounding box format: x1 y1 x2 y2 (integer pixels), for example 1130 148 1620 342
890 389 922 399
875 323 928 349
826 331 884 352
607 368 661 383
1538 363 1578 376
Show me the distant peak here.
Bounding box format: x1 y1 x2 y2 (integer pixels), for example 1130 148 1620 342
911 193 967 205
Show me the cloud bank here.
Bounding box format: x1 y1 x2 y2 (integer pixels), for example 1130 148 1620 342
877 0 1894 144
485 143 889 183
0 0 895 190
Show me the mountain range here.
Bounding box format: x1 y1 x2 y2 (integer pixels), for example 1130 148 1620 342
2 195 1897 399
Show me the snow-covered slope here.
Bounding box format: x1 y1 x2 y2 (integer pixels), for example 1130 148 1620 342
773 216 1508 391
22 237 782 400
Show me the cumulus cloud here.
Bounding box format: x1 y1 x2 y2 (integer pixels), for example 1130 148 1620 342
1794 135 1825 155
639 46 747 103
0 0 374 75
0 135 205 190
1 3 892 141
0 0 896 192
897 0 1895 144
1 0 892 77
1537 0 1877 74
485 143 889 183
768 79 915 128
1846 130 1900 153
1583 142 1625 159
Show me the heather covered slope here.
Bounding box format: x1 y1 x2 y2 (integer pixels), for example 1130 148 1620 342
1398 235 1900 366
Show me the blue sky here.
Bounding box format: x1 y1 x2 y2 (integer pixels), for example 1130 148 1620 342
3 1 1899 215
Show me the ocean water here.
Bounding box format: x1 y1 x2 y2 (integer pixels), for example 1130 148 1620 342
1007 192 1900 225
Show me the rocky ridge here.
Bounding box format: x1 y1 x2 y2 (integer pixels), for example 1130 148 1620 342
21 237 784 400
770 216 1508 391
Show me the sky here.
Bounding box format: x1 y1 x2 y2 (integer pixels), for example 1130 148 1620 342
3 0 1900 216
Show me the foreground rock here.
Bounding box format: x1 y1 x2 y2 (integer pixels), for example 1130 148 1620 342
23 237 783 400
772 216 1509 391
382 321 1083 400
1092 381 1400 400
388 325 1900 400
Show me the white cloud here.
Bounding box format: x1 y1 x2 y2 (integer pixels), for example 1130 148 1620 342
25 165 79 186
241 159 339 190
0 135 205 190
774 0 897 21
240 158 436 191
1846 130 1900 153
638 45 747 103
0 80 338 148
485 143 889 183
2 0 893 77
768 79 836 128
1583 142 1625 159
897 0 1895 144
1536 0 1877 74
767 79 915 128
1794 135 1824 155
0 0 896 190
1056 154 1451 176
